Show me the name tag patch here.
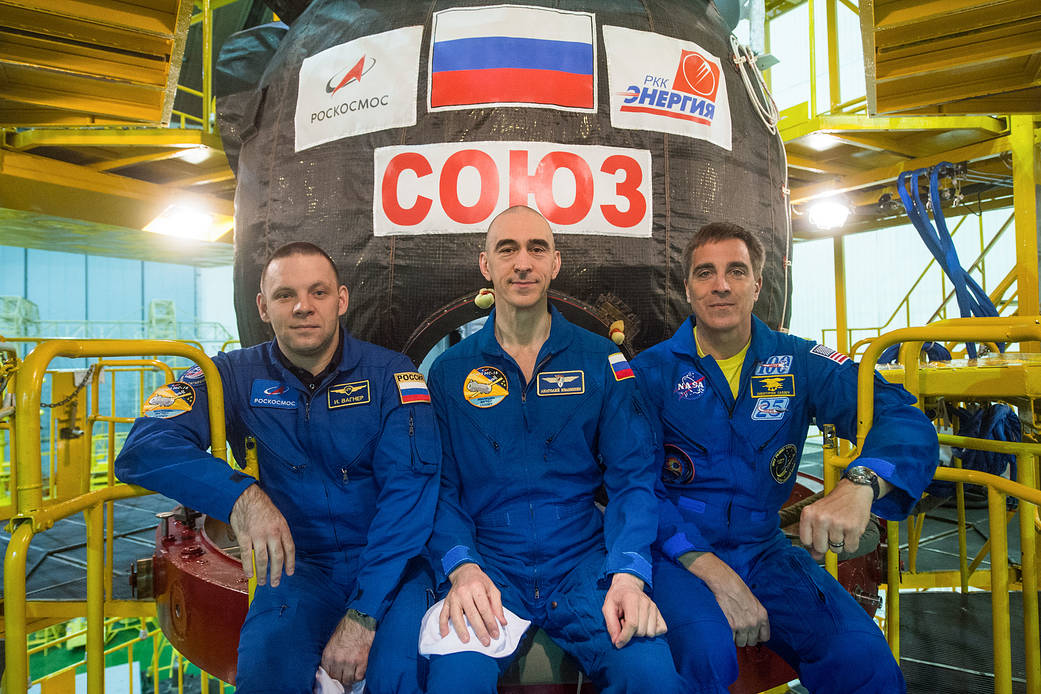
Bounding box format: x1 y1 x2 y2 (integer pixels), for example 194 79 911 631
250 380 297 410
537 370 584 396
751 374 795 398
328 380 370 408
395 372 431 404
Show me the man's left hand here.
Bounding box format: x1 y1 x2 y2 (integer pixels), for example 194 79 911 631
601 573 667 649
321 612 376 687
799 478 875 559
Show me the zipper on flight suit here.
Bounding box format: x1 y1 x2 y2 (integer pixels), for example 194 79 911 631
519 355 552 404
522 354 552 601
530 502 541 600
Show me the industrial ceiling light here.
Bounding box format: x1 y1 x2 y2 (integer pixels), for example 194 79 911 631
176 146 210 165
807 197 851 230
144 203 225 241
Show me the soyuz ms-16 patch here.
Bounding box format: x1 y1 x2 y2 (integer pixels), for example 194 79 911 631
143 382 195 419
463 366 508 408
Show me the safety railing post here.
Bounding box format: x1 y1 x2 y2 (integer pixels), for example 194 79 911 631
4 520 34 693
1018 449 1040 691
86 503 105 694
887 519 900 659
989 486 1012 694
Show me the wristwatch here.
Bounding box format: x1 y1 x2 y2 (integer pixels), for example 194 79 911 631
843 465 880 501
345 608 377 631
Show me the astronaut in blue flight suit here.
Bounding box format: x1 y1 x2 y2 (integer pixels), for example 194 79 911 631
632 222 938 693
424 206 683 694
115 242 440 694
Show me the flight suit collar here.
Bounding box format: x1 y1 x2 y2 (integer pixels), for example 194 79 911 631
666 314 782 405
477 304 576 363
264 325 363 393
667 314 779 365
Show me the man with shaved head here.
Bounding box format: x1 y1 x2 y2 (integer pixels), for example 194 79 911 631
423 206 683 693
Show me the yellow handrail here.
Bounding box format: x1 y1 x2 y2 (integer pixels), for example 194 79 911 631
13 339 226 516
5 339 230 694
825 316 1041 694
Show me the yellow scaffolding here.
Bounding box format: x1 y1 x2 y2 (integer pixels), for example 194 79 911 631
822 317 1041 694
4 339 227 694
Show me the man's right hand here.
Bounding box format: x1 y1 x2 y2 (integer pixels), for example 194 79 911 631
439 563 507 646
229 484 295 587
688 553 770 647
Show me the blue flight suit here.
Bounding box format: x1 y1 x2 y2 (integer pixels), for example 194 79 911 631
425 307 683 694
633 316 938 694
115 334 440 694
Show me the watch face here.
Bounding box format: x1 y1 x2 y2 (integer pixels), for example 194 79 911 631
847 466 876 484
845 466 880 499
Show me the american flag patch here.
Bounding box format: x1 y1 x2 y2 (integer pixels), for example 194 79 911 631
608 352 634 381
394 372 431 404
810 344 850 365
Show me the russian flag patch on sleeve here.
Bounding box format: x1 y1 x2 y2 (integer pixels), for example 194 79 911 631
608 352 634 381
395 372 431 404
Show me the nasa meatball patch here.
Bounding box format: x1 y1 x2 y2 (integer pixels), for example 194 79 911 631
537 370 584 396
674 370 706 400
769 444 798 484
143 382 196 419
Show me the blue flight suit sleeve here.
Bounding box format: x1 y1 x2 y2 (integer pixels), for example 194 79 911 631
347 359 441 623
426 358 488 582
805 345 939 519
114 361 256 523
633 357 712 564
597 356 659 586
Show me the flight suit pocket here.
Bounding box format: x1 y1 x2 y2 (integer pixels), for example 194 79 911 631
408 406 439 475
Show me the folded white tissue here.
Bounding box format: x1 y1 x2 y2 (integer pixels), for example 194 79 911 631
419 598 532 658
314 667 365 694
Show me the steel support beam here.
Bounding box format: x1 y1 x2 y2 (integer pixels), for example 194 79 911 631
790 135 1011 203
5 127 223 151
1010 115 1040 333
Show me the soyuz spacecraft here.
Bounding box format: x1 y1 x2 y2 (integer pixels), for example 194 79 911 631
216 0 791 359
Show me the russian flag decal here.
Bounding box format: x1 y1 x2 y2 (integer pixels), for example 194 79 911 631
608 352 634 381
428 5 596 112
395 372 431 404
